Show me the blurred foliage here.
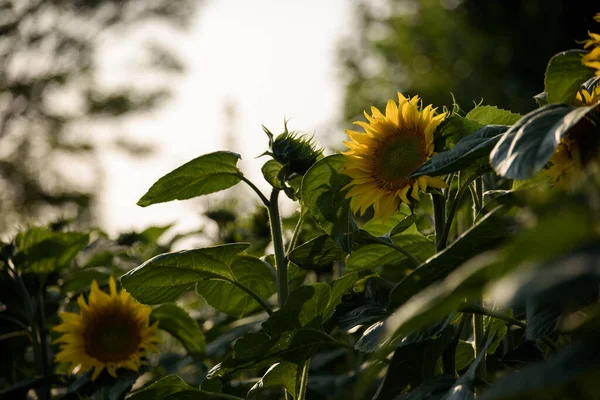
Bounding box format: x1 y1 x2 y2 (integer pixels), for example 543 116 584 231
340 0 599 122
0 0 198 233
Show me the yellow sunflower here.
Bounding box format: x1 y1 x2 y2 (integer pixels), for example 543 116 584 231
583 25 600 76
54 276 158 380
546 86 600 184
342 92 447 222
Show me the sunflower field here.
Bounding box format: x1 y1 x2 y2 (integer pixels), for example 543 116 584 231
2 10 600 400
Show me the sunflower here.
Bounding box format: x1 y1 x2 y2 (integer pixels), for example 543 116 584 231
582 23 600 76
546 86 600 184
342 92 447 222
54 276 158 380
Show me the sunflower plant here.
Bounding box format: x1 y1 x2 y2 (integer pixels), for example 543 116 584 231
2 11 600 400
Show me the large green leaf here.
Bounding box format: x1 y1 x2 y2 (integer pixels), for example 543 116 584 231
128 375 241 400
288 234 347 269
389 209 511 309
301 154 358 252
151 303 205 357
544 50 596 105
120 243 250 304
207 329 336 378
13 228 89 273
137 151 242 207
196 255 276 318
262 283 331 334
411 125 508 178
436 115 484 150
248 354 310 399
324 272 360 322
490 104 600 179
465 106 522 126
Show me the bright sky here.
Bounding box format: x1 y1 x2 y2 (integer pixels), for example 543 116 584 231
97 0 353 236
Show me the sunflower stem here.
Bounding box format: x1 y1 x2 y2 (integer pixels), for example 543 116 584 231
438 187 467 249
232 281 274 315
297 358 311 400
460 303 559 352
374 237 421 267
268 189 288 307
286 209 304 255
431 193 446 252
36 285 51 400
241 175 270 207
473 298 487 383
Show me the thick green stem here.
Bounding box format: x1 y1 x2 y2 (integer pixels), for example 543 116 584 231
297 358 311 400
268 189 288 307
438 187 467 249
431 193 446 252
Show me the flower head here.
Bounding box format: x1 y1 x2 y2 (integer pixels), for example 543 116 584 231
263 122 323 177
53 276 158 380
342 92 447 222
582 25 600 76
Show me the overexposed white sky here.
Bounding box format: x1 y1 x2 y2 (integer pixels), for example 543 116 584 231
97 0 353 236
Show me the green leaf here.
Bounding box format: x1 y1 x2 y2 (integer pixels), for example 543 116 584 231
324 272 360 322
436 115 484 150
388 208 512 309
490 103 599 179
362 211 411 237
301 154 359 252
544 50 596 105
483 309 511 354
411 125 508 178
137 151 242 207
261 159 284 189
121 243 249 304
196 255 276 318
248 354 310 399
347 230 434 274
262 283 331 334
441 335 495 400
207 329 336 378
151 303 205 357
388 214 418 236
139 224 173 243
288 234 347 269
14 228 89 273
375 328 453 399
455 341 475 371
128 375 242 400
465 106 522 126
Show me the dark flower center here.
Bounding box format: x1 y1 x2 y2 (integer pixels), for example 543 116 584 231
84 305 142 362
372 128 426 191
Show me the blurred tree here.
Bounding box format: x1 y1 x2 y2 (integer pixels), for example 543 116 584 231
0 0 198 233
340 0 599 122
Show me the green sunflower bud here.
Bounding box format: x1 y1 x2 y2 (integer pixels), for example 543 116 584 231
262 121 323 177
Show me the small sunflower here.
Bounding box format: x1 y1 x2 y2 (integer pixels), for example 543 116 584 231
54 276 158 380
546 86 600 184
582 23 600 75
342 92 447 221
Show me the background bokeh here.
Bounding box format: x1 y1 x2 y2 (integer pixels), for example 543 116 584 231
0 0 597 240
